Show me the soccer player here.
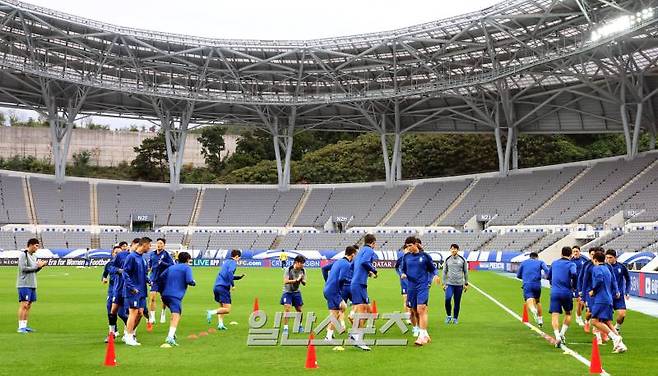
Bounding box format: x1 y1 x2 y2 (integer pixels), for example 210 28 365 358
281 255 307 334
578 247 603 333
605 249 631 333
207 250 244 330
17 238 47 333
349 234 378 351
159 251 196 346
147 238 174 329
394 243 412 327
102 245 122 342
547 246 577 348
516 252 549 327
108 243 131 342
589 252 627 353
571 245 588 326
400 236 439 346
122 237 152 346
442 244 468 324
322 246 357 341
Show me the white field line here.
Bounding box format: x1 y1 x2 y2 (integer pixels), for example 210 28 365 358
469 282 610 376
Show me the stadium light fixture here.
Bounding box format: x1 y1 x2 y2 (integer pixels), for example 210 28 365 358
590 8 655 42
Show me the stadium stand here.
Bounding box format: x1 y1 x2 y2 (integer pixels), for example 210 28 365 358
600 229 658 253
97 183 197 226
278 232 362 251
295 186 406 227
196 188 303 226
527 231 570 254
479 229 547 251
30 177 91 225
439 167 584 226
580 159 658 224
525 155 657 225
385 180 472 226
0 172 30 224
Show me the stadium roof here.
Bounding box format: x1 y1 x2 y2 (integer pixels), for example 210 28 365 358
0 0 657 187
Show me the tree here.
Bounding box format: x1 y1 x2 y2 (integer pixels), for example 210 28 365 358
71 150 92 175
130 133 169 181
0 111 5 125
197 125 226 173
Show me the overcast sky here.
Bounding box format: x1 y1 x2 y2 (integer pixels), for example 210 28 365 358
3 0 502 128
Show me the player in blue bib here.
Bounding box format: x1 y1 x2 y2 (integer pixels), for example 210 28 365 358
207 250 244 330
159 252 196 346
400 236 439 346
589 252 627 353
322 246 357 341
516 252 549 327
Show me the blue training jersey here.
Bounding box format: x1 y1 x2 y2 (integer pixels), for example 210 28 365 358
401 251 438 289
577 260 594 296
351 245 377 286
160 263 196 300
102 261 116 295
591 264 615 306
122 251 148 298
324 257 350 294
215 259 238 288
148 250 174 282
608 261 631 296
321 262 333 282
517 258 549 286
548 257 577 295
111 251 130 297
571 255 588 277
338 262 353 288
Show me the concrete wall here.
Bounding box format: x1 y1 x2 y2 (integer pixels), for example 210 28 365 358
0 126 237 167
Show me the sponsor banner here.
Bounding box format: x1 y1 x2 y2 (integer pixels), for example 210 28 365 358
374 260 396 269
629 271 658 301
468 261 519 273
0 258 111 267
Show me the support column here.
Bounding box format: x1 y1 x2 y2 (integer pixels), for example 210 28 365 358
495 127 505 174
154 100 195 190
394 100 402 181
650 131 656 150
631 102 643 158
41 82 87 183
620 104 633 159
271 110 295 192
380 113 401 187
512 131 519 170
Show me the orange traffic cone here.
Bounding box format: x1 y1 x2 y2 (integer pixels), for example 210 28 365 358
104 331 117 367
370 300 378 315
253 297 260 313
522 303 529 324
305 332 318 369
589 336 603 374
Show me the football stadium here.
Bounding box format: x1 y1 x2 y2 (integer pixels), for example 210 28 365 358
1 0 658 374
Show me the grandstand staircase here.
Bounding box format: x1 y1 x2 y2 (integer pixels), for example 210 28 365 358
90 183 100 248
286 187 311 227
575 159 658 224
538 233 579 263
520 166 592 225
432 178 478 226
22 176 37 225
182 188 204 248
377 185 415 226
270 234 285 250
90 183 99 226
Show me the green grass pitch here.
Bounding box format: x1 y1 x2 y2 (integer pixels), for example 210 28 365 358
1 267 656 375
